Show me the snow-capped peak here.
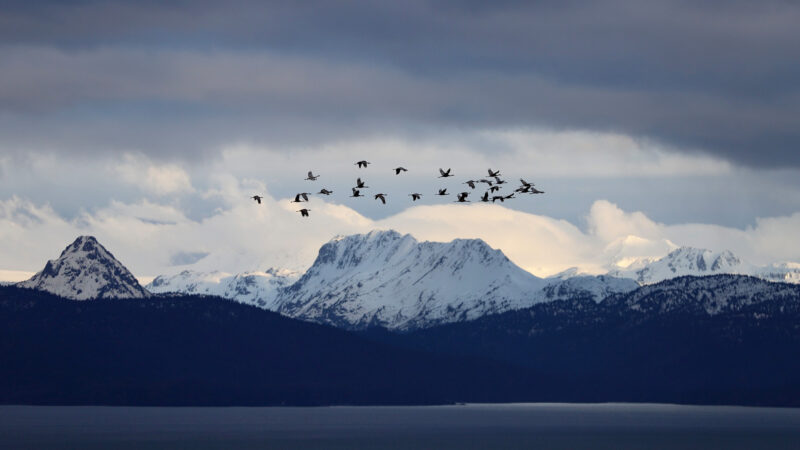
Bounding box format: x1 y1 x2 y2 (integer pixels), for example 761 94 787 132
18 236 150 300
607 246 755 284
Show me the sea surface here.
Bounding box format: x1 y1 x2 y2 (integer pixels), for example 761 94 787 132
2 403 800 450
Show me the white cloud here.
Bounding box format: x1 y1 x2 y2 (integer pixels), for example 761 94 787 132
2 179 799 283
114 154 194 196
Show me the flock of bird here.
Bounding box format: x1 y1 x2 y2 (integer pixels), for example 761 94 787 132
251 160 545 217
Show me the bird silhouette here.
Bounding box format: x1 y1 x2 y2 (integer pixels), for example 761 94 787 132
351 188 363 197
519 178 534 188
491 195 505 203
436 188 449 196
464 180 476 189
409 193 422 201
355 160 370 168
291 193 310 203
297 208 311 217
318 188 333 195
394 167 408 175
489 186 501 193
515 186 530 193
493 176 506 185
504 193 515 200
480 192 489 202
438 168 453 178
305 171 319 181
251 195 263 204
488 168 501 177
478 179 493 186
456 192 470 202
374 193 387 204
355 177 369 189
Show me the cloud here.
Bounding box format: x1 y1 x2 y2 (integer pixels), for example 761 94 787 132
1 1 800 167
114 154 194 196
2 179 800 283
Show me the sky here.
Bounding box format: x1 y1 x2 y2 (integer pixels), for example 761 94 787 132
1 0 800 282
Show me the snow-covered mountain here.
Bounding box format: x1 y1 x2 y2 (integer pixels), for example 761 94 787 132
18 236 150 300
146 268 300 308
605 246 800 285
271 230 637 330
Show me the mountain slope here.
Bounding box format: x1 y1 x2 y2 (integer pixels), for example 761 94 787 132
147 268 300 309
370 274 800 406
18 236 149 300
0 285 553 406
273 230 550 330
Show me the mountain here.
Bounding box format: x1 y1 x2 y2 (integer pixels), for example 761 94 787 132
0 285 552 406
608 247 749 283
272 230 638 330
370 274 800 406
17 236 149 300
605 246 800 285
146 268 300 309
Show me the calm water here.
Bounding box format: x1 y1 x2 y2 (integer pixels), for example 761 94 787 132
2 403 800 450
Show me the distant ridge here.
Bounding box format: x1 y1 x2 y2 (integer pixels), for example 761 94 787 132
18 236 150 300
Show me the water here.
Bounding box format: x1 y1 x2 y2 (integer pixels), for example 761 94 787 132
2 403 800 450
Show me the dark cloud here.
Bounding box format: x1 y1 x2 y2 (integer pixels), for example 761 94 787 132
1 0 799 167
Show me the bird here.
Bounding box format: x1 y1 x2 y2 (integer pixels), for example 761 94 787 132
504 193 515 200
350 188 363 197
305 171 319 181
394 167 408 175
355 177 369 189
409 193 422 201
251 195 263 204
438 168 453 178
291 193 310 203
491 195 505 203
480 192 489 202
297 209 311 217
374 193 387 204
488 168 501 177
436 188 449 196
515 186 531 193
456 192 470 202
318 188 333 195
519 178 534 188
478 179 493 186
355 160 370 168
493 176 506 185
464 180 476 189
489 186 501 193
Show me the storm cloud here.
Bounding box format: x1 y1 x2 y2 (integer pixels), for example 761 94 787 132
1 0 799 167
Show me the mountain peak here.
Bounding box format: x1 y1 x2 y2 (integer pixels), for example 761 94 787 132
19 236 150 300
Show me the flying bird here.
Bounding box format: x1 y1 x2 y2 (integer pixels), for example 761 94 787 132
464 180 476 189
436 188 449 196
409 193 422 201
305 171 319 181
318 188 333 195
297 209 311 217
438 168 453 178
251 195 263 204
355 160 370 168
480 192 489 202
493 176 507 185
489 186 501 193
291 193 310 203
478 179 493 186
355 177 369 189
374 193 387 204
492 195 505 203
351 188 363 198
520 178 534 188
504 193 515 200
456 192 470 203
394 167 408 175
488 168 501 177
